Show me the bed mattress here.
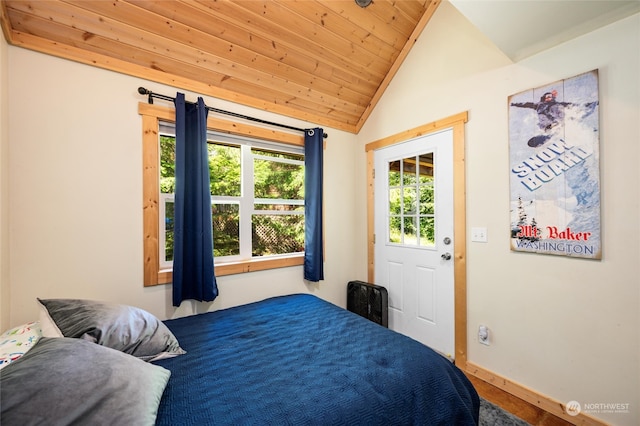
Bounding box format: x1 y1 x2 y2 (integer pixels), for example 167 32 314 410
153 293 479 425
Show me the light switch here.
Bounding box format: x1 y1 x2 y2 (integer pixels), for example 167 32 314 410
471 227 488 243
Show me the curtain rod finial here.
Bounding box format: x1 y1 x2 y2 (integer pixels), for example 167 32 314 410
138 87 154 104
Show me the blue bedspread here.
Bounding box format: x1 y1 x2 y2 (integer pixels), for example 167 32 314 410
154 294 479 425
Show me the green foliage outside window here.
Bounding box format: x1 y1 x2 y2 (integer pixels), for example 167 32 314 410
159 135 304 262
252 148 304 256
388 156 436 246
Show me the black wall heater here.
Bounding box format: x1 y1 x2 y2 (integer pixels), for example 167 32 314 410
347 281 389 328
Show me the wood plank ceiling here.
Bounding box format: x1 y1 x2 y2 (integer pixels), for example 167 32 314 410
0 0 440 133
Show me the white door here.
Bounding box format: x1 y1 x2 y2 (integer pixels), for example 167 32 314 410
374 129 454 358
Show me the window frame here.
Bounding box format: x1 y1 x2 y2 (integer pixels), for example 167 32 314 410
158 127 306 265
387 153 436 248
140 102 305 287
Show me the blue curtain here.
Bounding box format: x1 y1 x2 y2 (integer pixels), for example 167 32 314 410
172 93 218 306
304 128 324 281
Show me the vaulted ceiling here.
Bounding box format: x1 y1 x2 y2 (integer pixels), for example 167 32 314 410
2 1 639 134
0 0 440 133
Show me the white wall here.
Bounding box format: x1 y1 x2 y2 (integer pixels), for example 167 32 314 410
358 3 639 426
6 47 361 327
0 30 9 330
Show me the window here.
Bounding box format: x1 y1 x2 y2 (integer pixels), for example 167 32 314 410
140 103 306 286
387 153 435 246
159 124 305 268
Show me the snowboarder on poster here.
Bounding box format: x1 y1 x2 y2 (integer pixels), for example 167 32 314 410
510 90 569 147
510 90 598 148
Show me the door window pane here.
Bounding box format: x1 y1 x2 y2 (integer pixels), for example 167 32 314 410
387 152 436 247
403 187 417 214
402 159 417 186
418 153 435 246
388 160 401 186
389 188 401 215
418 153 434 183
389 218 402 243
419 186 434 214
403 216 418 245
419 216 435 246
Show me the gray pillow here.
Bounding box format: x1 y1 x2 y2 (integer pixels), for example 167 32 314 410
38 298 185 361
0 337 171 426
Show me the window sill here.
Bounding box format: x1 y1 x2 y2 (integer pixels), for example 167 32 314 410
147 255 304 287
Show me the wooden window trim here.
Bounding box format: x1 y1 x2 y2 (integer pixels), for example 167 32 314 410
140 102 305 287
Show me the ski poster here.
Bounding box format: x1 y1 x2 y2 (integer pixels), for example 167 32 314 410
508 70 601 259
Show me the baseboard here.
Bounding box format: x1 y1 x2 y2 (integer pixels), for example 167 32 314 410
464 361 607 426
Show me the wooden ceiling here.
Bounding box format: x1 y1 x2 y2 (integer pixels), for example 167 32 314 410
1 0 440 133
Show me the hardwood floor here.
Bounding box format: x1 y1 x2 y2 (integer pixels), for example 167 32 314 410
466 374 574 426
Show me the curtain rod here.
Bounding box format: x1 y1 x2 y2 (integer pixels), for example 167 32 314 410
138 87 327 139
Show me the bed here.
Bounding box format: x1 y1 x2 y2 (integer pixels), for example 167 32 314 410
1 294 479 425
153 294 479 425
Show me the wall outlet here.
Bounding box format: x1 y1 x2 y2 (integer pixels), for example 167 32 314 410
471 227 488 243
478 325 490 345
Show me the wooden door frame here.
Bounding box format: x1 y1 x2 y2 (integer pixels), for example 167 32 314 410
365 111 468 367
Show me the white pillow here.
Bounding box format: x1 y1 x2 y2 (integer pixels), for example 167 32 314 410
38 302 63 337
0 321 42 370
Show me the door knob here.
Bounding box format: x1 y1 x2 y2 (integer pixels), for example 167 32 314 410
441 252 452 261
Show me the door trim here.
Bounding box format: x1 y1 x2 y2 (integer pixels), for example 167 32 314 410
365 111 468 367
